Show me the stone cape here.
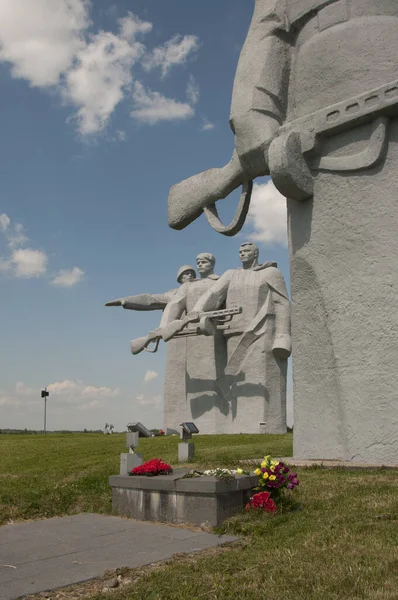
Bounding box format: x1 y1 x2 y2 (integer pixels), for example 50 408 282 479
161 275 228 434
193 263 290 434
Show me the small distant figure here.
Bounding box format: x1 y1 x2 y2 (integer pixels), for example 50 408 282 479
104 422 109 435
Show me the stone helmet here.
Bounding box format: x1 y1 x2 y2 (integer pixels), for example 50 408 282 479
176 265 196 284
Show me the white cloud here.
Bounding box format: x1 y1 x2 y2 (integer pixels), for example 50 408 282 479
0 0 89 87
0 213 10 232
0 3 199 136
131 81 194 125
144 370 158 383
51 266 85 287
243 179 288 247
15 382 36 396
0 259 10 272
64 25 147 135
0 394 17 407
186 74 199 105
0 214 84 284
142 34 199 78
119 12 152 42
201 118 215 132
137 394 162 407
115 129 126 141
47 379 119 400
80 399 101 410
0 384 40 410
7 222 29 249
0 379 121 430
0 214 28 248
11 248 48 278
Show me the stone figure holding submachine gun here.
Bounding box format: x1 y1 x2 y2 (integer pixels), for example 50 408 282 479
167 1 398 463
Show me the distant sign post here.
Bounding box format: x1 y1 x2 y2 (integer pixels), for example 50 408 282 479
41 388 50 434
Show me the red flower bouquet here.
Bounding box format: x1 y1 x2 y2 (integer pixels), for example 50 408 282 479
246 491 277 513
130 458 172 477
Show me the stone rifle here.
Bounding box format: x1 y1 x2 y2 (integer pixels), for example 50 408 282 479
168 78 398 235
130 306 242 355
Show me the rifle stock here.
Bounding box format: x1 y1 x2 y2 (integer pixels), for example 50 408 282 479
130 331 160 355
168 151 245 230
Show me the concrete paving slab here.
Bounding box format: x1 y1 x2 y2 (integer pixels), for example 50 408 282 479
0 514 238 600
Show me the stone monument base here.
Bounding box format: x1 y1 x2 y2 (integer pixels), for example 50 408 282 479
109 470 257 527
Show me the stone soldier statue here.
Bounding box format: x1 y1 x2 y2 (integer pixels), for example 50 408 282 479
105 265 196 434
161 253 228 434
167 1 398 464
190 243 291 434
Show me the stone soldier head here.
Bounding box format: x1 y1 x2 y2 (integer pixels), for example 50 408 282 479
176 265 196 284
239 242 259 269
196 253 215 278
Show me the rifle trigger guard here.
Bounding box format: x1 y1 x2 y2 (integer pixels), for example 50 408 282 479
203 181 253 236
144 338 160 353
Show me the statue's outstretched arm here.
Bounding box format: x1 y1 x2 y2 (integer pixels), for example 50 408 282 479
230 0 291 178
105 290 177 311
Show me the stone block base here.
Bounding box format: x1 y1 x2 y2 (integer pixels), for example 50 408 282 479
178 442 195 462
120 453 143 475
109 470 258 527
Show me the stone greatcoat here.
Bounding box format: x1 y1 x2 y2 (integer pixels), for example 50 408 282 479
230 0 398 461
160 276 227 434
193 263 291 434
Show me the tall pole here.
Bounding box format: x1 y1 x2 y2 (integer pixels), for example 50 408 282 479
43 387 47 434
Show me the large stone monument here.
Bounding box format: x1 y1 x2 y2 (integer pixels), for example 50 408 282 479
105 264 196 433
192 242 290 434
167 1 398 463
161 253 228 434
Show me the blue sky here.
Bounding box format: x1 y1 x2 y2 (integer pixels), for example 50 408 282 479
0 0 291 431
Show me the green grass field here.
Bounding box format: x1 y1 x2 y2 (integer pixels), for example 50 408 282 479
1 433 398 599
0 432 291 525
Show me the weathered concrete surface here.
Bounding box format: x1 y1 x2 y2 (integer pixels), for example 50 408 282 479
110 470 258 527
0 514 238 600
167 0 398 464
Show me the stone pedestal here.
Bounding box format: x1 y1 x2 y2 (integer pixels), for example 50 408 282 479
178 442 195 462
109 470 258 527
163 339 189 435
126 431 139 448
120 453 143 475
289 120 398 464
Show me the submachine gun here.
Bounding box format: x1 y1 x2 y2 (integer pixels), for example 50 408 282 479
130 306 242 355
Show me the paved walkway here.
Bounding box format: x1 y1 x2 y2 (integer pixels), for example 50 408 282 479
0 514 238 600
